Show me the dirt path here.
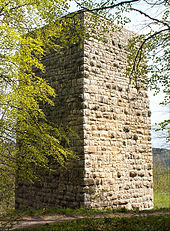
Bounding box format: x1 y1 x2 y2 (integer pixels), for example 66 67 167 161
11 211 170 230
12 214 83 230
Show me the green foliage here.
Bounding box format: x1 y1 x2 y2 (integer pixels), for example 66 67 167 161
153 165 170 193
154 192 170 209
10 215 170 231
0 0 85 215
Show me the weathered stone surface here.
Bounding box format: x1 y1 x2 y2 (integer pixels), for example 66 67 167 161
15 12 153 211
130 171 137 177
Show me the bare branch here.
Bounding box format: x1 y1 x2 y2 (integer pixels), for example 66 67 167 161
76 0 140 12
130 7 170 28
143 0 168 6
130 28 169 78
101 0 112 8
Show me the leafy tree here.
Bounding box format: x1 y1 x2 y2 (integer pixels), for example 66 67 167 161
74 0 170 139
0 0 84 215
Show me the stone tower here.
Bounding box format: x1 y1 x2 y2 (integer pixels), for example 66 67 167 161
16 12 153 210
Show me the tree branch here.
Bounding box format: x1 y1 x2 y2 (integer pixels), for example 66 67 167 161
130 7 170 28
130 28 169 78
0 3 33 16
143 0 168 6
0 2 9 15
77 0 140 12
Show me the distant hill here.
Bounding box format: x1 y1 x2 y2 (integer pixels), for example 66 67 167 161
153 148 170 168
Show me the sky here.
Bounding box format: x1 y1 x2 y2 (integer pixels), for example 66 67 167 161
69 1 170 149
149 91 169 149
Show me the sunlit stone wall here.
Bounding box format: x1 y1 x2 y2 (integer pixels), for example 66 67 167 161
15 12 153 210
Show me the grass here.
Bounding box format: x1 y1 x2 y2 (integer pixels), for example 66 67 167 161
154 191 170 209
10 205 169 219
153 164 170 209
4 205 139 219
1 205 169 231
14 214 170 231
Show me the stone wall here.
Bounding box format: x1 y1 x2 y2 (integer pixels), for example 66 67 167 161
15 40 86 209
15 12 153 210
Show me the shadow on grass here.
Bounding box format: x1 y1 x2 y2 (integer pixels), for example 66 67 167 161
14 214 170 231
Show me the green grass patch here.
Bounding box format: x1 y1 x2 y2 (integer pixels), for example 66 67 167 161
153 161 170 209
15 214 170 231
9 206 131 218
154 191 170 209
